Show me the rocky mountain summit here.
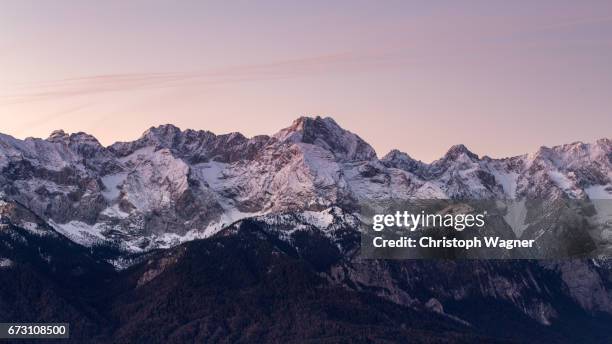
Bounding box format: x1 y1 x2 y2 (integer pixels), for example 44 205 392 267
0 116 610 252
1 116 612 342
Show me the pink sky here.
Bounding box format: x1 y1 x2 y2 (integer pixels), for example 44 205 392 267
1 1 611 161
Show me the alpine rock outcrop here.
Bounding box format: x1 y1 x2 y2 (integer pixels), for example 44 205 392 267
1 116 610 251
1 116 612 342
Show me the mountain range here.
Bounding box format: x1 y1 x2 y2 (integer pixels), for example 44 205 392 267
1 116 611 343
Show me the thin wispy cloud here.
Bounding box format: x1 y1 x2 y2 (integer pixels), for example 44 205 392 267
0 52 390 106
537 15 612 31
7 12 606 108
13 103 91 134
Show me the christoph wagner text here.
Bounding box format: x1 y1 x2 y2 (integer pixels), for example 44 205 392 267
372 236 535 250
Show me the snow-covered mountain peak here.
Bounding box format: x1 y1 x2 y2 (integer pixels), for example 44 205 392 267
274 116 336 142
381 149 424 174
109 124 271 163
382 149 411 162
140 124 183 146
71 132 101 145
526 141 611 173
274 116 377 161
1 117 611 252
596 137 612 148
47 129 70 142
47 130 103 149
443 144 479 161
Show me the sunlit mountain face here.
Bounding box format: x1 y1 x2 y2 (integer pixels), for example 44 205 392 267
1 117 611 343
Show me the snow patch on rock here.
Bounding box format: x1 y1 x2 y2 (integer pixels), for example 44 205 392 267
0 258 14 268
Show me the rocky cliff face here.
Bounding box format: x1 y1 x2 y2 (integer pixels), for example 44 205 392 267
2 116 610 251
1 116 612 342
1 197 611 343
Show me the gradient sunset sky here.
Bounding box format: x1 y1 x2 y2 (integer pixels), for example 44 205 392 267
1 1 611 161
